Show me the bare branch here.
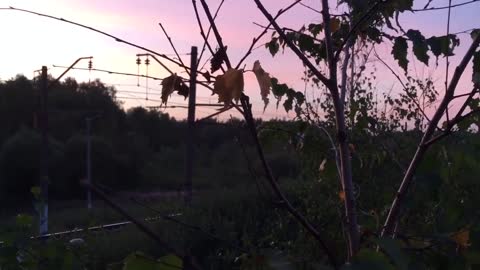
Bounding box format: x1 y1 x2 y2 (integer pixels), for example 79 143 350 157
192 0 224 72
381 33 480 237
412 0 479 11
425 109 480 146
321 0 336 82
252 0 331 87
240 95 340 270
158 23 189 74
334 0 390 61
2 7 190 71
340 37 354 105
236 0 302 69
197 0 225 66
445 0 453 123
320 0 360 256
80 182 194 267
372 47 434 125
198 0 232 69
425 88 480 146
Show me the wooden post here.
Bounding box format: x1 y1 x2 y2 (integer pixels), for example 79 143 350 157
39 66 49 235
86 117 92 210
185 46 197 204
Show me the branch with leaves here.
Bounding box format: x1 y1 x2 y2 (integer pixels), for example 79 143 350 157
381 33 480 237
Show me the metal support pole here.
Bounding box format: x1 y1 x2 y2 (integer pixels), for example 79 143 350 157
185 46 197 204
86 118 92 210
39 66 49 235
85 113 101 209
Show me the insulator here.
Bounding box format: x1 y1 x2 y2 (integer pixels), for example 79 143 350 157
136 57 141 65
145 58 150 65
88 60 93 70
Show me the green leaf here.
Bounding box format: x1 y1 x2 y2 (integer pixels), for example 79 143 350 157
349 249 395 270
406 30 430 65
266 38 280 57
266 250 295 270
210 46 228 73
392 37 409 72
271 79 288 98
376 238 409 270
427 35 460 58
122 252 159 270
308 23 323 37
283 97 293 112
298 34 315 52
30 186 41 199
393 0 414 11
366 27 382 44
471 29 480 40
158 254 183 270
473 51 480 84
15 214 33 228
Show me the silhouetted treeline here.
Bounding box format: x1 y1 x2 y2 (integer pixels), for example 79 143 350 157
0 75 300 201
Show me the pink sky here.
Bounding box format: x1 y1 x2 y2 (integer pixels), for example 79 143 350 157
0 0 478 120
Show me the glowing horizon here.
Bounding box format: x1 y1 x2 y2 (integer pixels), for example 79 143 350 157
0 0 478 120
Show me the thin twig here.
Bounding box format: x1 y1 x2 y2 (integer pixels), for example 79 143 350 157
236 0 302 69
372 47 433 124
2 7 191 71
411 0 479 11
240 94 340 270
196 106 233 122
80 182 189 262
191 0 225 73
381 34 480 237
197 0 225 66
444 0 453 123
158 23 189 75
321 0 360 256
334 0 390 61
199 0 232 69
252 0 331 87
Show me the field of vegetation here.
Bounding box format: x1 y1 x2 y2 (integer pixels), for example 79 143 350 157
1 0 480 269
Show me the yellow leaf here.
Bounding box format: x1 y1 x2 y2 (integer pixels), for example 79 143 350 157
330 18 341 32
319 159 327 172
450 229 470 249
213 69 244 104
339 190 345 202
252 60 272 111
349 143 355 153
161 74 179 104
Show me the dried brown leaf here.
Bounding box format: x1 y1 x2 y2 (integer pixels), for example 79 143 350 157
252 60 272 111
213 69 244 105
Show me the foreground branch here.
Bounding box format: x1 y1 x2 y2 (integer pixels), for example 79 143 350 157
80 182 202 269
240 95 339 269
198 0 232 69
252 0 331 87
381 34 480 237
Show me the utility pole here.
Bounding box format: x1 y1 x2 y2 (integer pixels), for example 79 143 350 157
36 57 92 234
185 46 197 204
39 66 49 235
86 114 101 210
86 117 93 210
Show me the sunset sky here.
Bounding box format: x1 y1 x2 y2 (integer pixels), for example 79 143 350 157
0 0 478 120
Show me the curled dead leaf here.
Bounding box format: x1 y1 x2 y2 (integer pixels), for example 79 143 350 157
339 190 345 202
252 60 272 111
450 228 470 249
161 74 189 104
161 74 178 104
210 46 228 73
330 18 341 32
213 69 244 105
